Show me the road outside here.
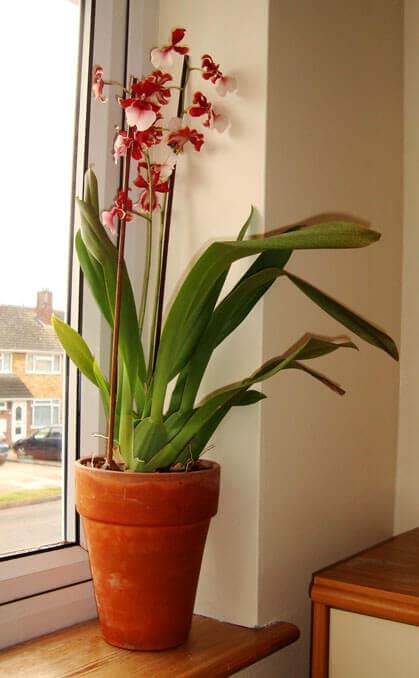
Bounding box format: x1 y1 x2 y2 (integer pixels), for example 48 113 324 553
0 457 63 556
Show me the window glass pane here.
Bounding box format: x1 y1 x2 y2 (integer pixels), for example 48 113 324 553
0 353 11 373
0 0 80 556
33 403 53 428
35 357 53 372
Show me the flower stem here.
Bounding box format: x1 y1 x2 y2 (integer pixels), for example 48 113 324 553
104 79 131 93
148 194 168 377
152 55 190 368
138 152 153 337
105 134 133 467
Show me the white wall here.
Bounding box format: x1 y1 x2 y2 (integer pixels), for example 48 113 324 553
157 0 269 626
260 1 402 674
394 0 419 534
156 1 403 675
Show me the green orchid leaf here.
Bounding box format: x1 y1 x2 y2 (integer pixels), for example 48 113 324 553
163 208 260 401
166 368 189 417
52 315 96 385
92 359 110 416
234 389 267 406
118 363 134 467
181 268 283 409
292 337 357 360
84 166 99 216
164 410 194 439
152 222 380 420
75 231 113 326
76 185 147 394
133 417 169 465
287 362 346 395
146 335 353 470
175 389 267 465
237 205 255 241
284 271 398 360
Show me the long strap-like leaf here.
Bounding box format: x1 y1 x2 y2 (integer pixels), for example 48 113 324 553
151 222 379 419
176 390 266 465
76 197 147 395
146 335 355 470
284 271 398 360
180 268 283 410
52 315 110 409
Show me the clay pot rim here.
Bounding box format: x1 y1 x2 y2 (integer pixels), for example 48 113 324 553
76 457 220 481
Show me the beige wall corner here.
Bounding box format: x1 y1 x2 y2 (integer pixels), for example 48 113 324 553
394 0 419 535
154 0 402 673
259 0 402 675
157 0 270 626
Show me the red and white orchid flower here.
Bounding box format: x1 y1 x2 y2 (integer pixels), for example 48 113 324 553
102 191 134 233
143 70 173 106
92 65 107 102
113 126 163 163
167 123 204 152
189 91 212 120
159 152 177 180
207 106 229 133
118 75 169 132
216 75 237 97
188 92 228 133
150 28 189 69
119 97 157 132
134 163 171 212
201 54 222 84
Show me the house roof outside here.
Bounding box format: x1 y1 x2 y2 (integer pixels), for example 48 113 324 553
0 305 64 352
0 375 33 399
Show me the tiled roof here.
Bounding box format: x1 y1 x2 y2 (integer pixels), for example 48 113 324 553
0 306 64 352
0 375 33 399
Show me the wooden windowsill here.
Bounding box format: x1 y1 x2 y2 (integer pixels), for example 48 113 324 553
0 615 299 677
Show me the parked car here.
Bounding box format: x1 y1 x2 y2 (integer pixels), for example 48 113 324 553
13 427 62 461
0 442 8 465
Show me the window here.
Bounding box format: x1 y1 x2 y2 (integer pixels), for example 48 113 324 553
0 352 12 373
0 0 149 652
26 353 62 374
32 400 61 428
0 401 7 411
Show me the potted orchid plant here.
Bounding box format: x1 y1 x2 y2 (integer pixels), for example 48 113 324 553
53 27 398 651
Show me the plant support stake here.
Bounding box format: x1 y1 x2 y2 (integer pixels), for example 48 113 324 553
106 129 133 467
152 55 190 369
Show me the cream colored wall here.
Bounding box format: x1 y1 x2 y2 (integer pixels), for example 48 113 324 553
157 0 269 626
394 0 419 534
155 1 402 674
260 1 402 675
329 609 419 678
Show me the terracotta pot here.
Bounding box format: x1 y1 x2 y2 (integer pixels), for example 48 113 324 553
75 459 220 650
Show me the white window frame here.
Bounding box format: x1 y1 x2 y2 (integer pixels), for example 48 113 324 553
0 0 157 650
0 352 12 374
0 401 7 411
26 353 62 375
31 399 61 429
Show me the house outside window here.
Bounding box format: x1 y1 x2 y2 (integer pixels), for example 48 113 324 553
0 292 64 445
0 352 12 373
26 353 61 374
32 399 61 428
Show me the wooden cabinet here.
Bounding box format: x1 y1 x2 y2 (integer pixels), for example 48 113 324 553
310 528 419 677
